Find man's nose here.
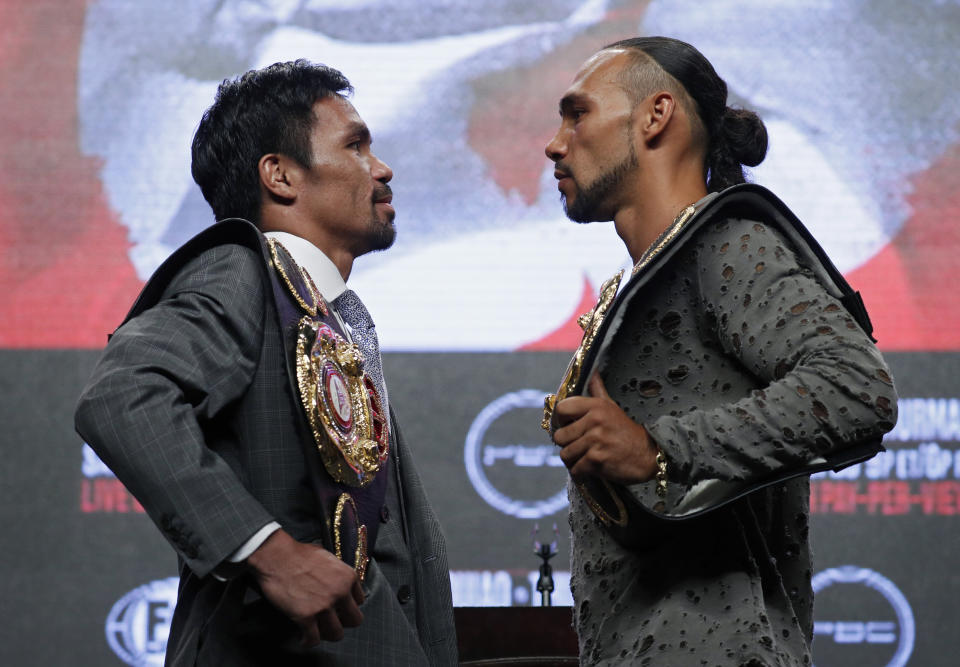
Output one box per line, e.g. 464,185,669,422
545,127,567,162
372,154,393,183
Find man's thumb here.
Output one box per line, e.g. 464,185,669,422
587,373,610,399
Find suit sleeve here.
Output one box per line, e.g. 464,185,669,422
645,218,898,487
75,243,276,578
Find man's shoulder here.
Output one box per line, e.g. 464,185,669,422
170,240,265,291
687,207,794,266
124,220,269,324
162,219,266,279
686,184,829,264
698,212,775,243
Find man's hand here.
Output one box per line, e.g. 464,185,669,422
552,374,658,485
245,529,364,646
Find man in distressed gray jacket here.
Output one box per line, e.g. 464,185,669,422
544,37,897,666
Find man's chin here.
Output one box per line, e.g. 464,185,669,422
563,201,608,224
367,222,397,253
561,193,603,223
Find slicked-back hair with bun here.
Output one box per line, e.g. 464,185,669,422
191,60,353,224
605,36,767,192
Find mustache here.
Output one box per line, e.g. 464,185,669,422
373,184,393,202
553,161,573,178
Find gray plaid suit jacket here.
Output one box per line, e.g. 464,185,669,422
75,227,457,666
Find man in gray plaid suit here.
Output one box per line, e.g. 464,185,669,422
75,61,457,666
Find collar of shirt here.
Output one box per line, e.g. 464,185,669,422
262,230,352,338
262,231,347,302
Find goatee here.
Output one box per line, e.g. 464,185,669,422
563,143,638,223
367,183,396,251
367,218,396,252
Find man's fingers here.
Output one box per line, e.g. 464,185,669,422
293,576,362,646
553,397,605,438
553,417,584,447
558,436,588,470
298,618,325,647
314,608,346,643
351,577,365,606
587,373,610,399
554,375,612,424
568,455,596,481
553,395,595,421
335,592,364,629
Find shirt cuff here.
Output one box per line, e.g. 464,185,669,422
228,522,282,562
211,521,281,581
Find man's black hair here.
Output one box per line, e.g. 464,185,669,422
191,60,353,223
605,37,767,192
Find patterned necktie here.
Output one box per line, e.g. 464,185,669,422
333,289,389,417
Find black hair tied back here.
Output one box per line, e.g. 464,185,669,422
706,106,768,192
605,36,770,193
720,107,767,168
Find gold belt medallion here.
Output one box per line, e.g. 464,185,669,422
541,269,623,431
296,318,389,487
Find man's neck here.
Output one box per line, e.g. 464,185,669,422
259,211,355,282
613,173,707,264
261,230,350,301
318,244,355,283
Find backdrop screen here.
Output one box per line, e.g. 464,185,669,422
2,1,959,666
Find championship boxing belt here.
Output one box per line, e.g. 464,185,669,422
264,235,390,581
542,183,884,550
119,220,388,579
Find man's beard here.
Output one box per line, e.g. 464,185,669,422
365,214,396,252
562,142,638,223
365,183,396,252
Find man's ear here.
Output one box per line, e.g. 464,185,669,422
638,91,676,145
258,153,299,202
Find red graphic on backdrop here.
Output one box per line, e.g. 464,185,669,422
0,1,141,349
522,277,598,351
811,480,960,516
81,479,145,514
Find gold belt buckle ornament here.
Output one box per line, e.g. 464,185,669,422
541,269,624,431
333,493,369,581
296,318,389,487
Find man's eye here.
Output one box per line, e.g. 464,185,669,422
349,141,362,151
572,109,586,121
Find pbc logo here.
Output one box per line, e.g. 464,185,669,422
464,390,568,519
812,566,914,667
105,577,178,666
